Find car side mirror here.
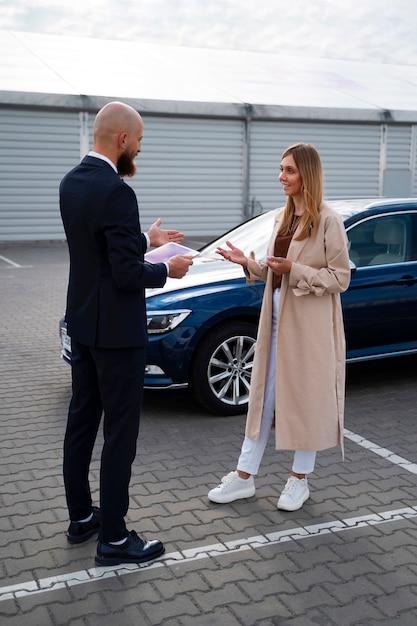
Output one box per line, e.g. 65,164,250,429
349,258,357,274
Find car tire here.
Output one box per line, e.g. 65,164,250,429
191,321,257,416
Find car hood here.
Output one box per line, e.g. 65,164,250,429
145,198,367,303
146,255,246,300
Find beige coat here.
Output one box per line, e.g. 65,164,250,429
244,204,351,453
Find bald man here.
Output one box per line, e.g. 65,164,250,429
60,101,192,566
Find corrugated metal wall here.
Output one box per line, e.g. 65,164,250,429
0,106,416,241
248,121,382,215
383,124,417,197
81,113,246,235
0,109,246,240
0,108,80,240
128,116,245,236
413,126,417,196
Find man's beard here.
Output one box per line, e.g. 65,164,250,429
117,151,137,178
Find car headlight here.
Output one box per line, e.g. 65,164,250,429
146,309,191,334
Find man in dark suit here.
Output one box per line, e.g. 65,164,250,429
60,101,193,566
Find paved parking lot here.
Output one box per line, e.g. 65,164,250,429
1,241,417,626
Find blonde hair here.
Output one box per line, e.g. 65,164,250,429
278,142,323,240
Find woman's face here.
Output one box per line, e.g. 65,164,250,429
279,154,303,198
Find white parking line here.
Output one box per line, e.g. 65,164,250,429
0,254,22,268
1,505,417,603
344,428,417,474
1,428,416,603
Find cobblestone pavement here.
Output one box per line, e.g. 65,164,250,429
1,241,417,626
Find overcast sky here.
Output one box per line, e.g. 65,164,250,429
0,0,416,66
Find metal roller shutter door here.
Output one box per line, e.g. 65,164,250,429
125,116,246,238
0,108,80,241
248,121,382,215
383,124,416,196
413,126,417,197
1,111,245,241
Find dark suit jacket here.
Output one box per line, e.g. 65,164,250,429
60,155,167,348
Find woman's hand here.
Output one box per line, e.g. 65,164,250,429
266,256,292,275
216,240,247,268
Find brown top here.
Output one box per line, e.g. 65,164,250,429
272,215,301,289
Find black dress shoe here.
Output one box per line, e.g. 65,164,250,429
67,507,101,544
95,530,165,566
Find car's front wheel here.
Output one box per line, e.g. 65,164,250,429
191,321,257,416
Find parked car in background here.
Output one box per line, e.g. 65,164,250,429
60,198,417,416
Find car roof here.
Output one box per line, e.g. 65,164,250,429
200,197,417,256
327,197,417,220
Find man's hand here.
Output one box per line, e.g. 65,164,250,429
167,254,193,279
148,218,184,248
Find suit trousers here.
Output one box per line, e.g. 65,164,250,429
63,339,145,542
237,288,317,476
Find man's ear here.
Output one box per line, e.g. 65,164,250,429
118,132,128,148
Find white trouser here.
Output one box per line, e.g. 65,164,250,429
237,288,316,476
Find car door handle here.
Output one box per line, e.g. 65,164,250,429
395,275,417,286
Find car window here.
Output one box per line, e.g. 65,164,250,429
347,214,414,267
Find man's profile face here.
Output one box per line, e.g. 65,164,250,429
117,119,143,178
117,149,137,178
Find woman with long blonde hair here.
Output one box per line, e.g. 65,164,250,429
208,143,351,511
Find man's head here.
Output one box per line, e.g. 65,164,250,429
93,101,144,177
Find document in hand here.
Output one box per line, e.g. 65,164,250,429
144,242,200,263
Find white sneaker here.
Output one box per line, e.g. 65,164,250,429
277,476,309,511
208,471,256,503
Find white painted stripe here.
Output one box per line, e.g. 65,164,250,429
1,428,416,603
344,428,417,474
0,254,22,268
1,505,417,603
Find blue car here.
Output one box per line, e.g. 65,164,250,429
60,198,417,416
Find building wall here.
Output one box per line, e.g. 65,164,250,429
0,105,416,241
382,124,416,197
0,108,79,240
131,116,245,236
249,121,383,216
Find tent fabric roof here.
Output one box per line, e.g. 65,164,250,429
1,30,417,121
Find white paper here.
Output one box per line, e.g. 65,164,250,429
144,242,199,263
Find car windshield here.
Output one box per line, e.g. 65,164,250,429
200,210,278,261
